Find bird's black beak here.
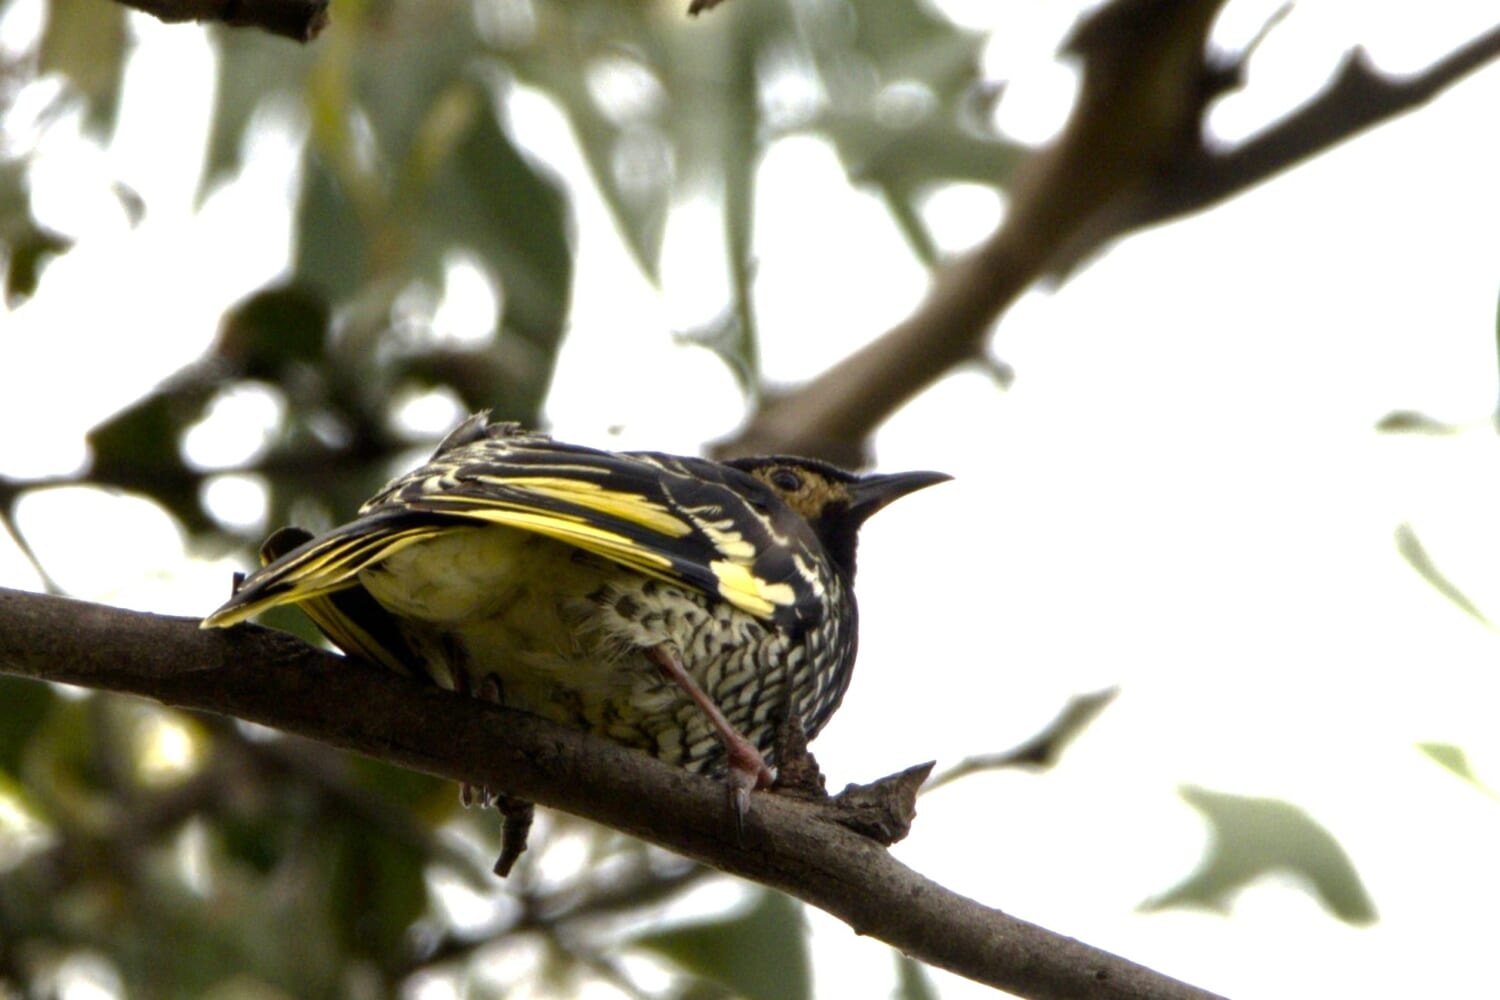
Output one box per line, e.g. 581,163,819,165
848,469,952,523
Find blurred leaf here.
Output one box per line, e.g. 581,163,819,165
86,392,214,534
397,347,519,413
220,808,290,876
268,0,573,426
213,283,333,376
349,754,449,813
1143,786,1376,925
0,677,56,775
410,87,572,422
291,152,371,303
4,221,72,305
21,694,113,823
1,158,73,305
803,0,1021,236
1394,522,1493,629
1375,410,1460,434
925,688,1118,791
666,2,770,391
509,5,675,278
39,0,128,133
1418,742,1498,798
635,889,811,1000
124,828,351,998
328,823,428,965
894,953,938,1000
202,25,319,197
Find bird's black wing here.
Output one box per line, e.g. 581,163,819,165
203,416,825,633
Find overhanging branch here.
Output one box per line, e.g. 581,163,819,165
714,3,1500,462
0,586,1225,1000
121,0,328,40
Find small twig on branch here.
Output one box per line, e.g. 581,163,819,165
119,0,329,41
713,1,1500,463
0,586,1227,1000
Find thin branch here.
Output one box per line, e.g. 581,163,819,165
1064,21,1500,264
0,586,1227,1000
713,3,1500,462
0,505,62,595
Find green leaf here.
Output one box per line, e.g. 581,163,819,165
409,88,573,422
1375,410,1460,434
327,822,429,966
290,150,372,303
1,156,73,305
924,688,1118,792
508,4,675,279
807,0,1021,207
0,677,56,776
1418,742,1498,798
4,220,72,305
668,2,771,391
213,284,333,376
635,889,811,1000
1394,522,1494,629
202,25,317,197
894,952,939,1000
86,393,215,534
1143,786,1376,925
39,0,128,133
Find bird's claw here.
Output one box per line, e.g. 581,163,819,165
725,741,776,842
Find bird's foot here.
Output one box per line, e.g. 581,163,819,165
456,673,537,877
724,736,776,841
459,673,508,808
644,644,777,840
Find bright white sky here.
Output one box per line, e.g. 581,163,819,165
3,2,1500,998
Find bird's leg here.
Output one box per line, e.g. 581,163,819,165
463,673,536,877
645,644,775,834
458,672,498,808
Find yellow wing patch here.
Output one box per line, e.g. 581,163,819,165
200,528,447,628
454,501,790,622
710,560,796,619
477,476,692,538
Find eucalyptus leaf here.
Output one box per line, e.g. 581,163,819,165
1418,742,1498,798
1394,522,1494,629
1143,786,1376,925
39,0,128,133
634,889,811,1000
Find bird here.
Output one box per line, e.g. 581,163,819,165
202,412,949,846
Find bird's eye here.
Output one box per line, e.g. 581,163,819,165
769,468,803,492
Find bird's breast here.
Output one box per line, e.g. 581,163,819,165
355,524,856,771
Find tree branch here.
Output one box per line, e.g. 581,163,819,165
118,0,328,41
0,587,1226,1000
714,2,1500,462
1055,20,1500,270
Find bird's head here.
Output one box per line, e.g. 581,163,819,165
725,456,951,578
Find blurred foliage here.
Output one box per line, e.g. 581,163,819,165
0,0,1447,995
0,0,1023,995
634,889,810,1000
1418,742,1498,799
1393,522,1495,630
1142,786,1377,926
895,953,940,1000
